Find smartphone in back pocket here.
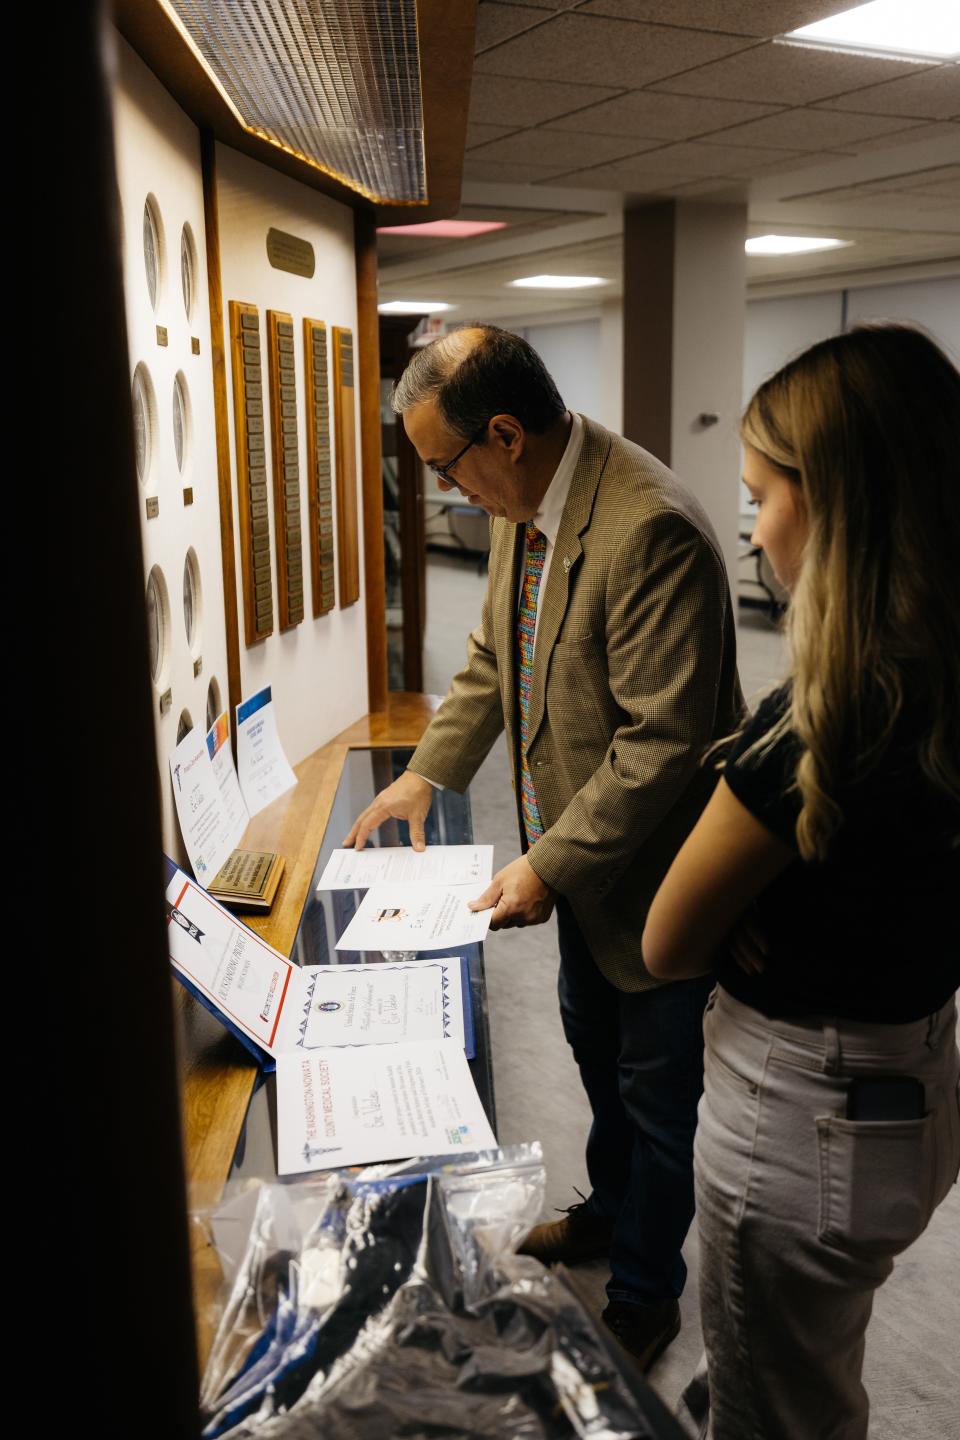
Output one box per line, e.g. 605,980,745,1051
847,1076,925,1121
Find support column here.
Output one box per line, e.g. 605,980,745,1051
623,201,746,583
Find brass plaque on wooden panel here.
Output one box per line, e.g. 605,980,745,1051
229,300,273,645
266,227,316,278
156,325,168,347
267,310,304,632
146,496,160,519
303,317,336,617
333,326,360,608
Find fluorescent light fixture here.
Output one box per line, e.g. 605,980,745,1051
377,300,453,315
377,220,508,238
509,274,608,289
783,0,959,61
746,235,852,256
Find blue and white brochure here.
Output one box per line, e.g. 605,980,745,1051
235,685,297,817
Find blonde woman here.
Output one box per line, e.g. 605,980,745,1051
642,324,960,1440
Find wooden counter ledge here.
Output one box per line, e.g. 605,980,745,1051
177,692,441,1360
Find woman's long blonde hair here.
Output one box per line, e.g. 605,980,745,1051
740,323,960,862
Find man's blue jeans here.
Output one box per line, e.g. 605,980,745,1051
556,898,712,1305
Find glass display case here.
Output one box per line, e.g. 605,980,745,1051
230,746,496,1179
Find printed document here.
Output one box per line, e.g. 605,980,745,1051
335,883,492,953
317,844,493,891
276,1039,496,1174
236,685,297,816
169,728,245,883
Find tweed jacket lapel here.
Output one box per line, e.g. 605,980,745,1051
524,417,612,752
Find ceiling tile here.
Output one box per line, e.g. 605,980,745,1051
463,157,578,184
543,163,690,192
648,42,934,106
467,129,663,166
469,72,620,128
473,13,756,88
466,122,521,148
698,107,925,151
476,3,552,52
850,121,960,151
543,90,783,139
560,139,826,179
813,65,960,121
580,2,850,37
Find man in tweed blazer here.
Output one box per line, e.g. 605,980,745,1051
346,327,742,1367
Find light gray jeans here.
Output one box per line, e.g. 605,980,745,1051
678,986,960,1440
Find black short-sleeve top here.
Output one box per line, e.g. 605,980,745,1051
718,685,960,1023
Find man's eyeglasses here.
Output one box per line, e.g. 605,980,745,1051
428,422,488,485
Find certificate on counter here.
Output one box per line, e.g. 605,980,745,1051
206,710,249,838
276,1039,496,1174
299,959,472,1054
164,862,299,1063
169,728,245,883
334,883,492,953
317,844,494,891
236,686,297,817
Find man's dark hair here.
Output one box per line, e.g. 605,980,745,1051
392,324,566,438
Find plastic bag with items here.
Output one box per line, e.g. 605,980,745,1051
196,1143,686,1439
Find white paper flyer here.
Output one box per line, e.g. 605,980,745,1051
235,685,297,817
317,844,494,891
276,1039,496,1174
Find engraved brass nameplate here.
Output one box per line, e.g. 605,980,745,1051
191,337,200,355
146,496,160,519
156,325,168,347
182,487,194,506
266,228,316,278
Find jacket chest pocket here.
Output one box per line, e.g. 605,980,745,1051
548,636,613,741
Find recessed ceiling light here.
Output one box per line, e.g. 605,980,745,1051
782,0,959,61
508,274,608,289
377,300,453,315
377,220,508,238
746,235,853,256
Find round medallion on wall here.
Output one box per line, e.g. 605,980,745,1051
180,223,197,324
183,547,203,655
206,677,222,732
173,371,191,474
145,564,172,690
132,363,158,486
142,194,165,312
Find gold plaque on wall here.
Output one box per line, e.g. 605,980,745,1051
267,310,304,631
303,318,335,616
333,326,360,608
229,301,274,646
266,228,316,278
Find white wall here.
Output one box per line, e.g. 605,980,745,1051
846,277,960,364
524,319,602,421
742,275,960,514
216,145,368,765
114,39,229,866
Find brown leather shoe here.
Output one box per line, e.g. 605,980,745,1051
517,1201,613,1265
601,1298,681,1372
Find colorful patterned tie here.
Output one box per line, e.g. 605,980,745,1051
517,522,546,843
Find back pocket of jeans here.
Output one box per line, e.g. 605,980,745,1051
816,1114,934,1257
